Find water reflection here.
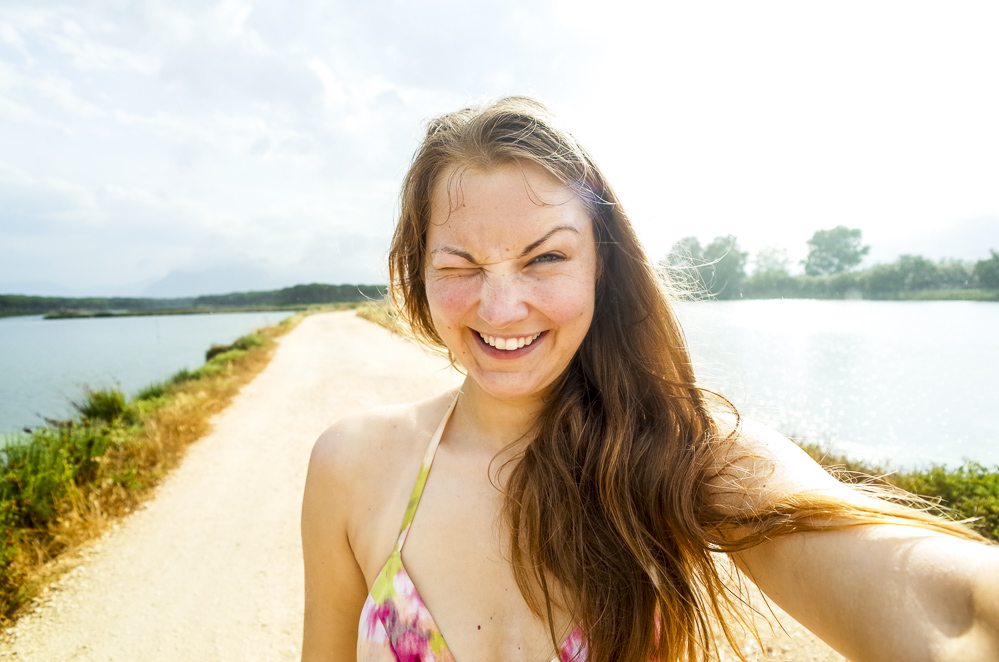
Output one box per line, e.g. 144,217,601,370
675,300,999,468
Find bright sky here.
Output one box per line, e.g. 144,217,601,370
2,0,997,296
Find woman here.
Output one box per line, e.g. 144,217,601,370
301,97,999,661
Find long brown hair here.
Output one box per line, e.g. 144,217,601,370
388,97,983,661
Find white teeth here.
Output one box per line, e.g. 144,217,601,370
478,331,542,351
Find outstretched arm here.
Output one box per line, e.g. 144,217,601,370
722,419,999,661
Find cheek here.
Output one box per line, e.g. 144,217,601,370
533,275,596,326
426,277,479,327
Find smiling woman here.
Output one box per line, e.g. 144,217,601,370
300,97,999,662
424,161,597,404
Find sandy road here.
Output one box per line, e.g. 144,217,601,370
0,311,841,661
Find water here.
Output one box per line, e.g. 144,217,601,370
2,302,997,468
675,300,999,469
0,311,292,434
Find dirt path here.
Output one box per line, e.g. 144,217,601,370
0,311,843,661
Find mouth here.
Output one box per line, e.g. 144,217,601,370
472,329,546,358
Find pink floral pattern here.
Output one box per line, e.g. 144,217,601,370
355,396,588,661
357,551,454,661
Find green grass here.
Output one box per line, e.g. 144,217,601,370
892,288,999,302
0,316,302,624
798,442,999,540
72,388,132,424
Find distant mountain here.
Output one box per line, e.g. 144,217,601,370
140,264,278,298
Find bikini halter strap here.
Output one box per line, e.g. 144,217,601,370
395,393,459,549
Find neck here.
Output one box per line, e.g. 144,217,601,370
451,377,545,455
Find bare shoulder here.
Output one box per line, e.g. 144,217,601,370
307,390,459,502
300,390,459,661
706,411,851,514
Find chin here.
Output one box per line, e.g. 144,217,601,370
468,372,558,404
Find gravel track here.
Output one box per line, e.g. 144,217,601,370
0,312,842,661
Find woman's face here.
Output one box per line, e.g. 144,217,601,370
424,160,598,404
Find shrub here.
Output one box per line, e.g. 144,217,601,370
135,382,167,402
799,443,999,540
205,344,230,361
73,388,130,423
0,499,18,567
207,349,247,365
232,333,263,351
168,368,198,385
205,333,262,361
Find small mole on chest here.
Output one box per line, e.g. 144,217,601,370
477,625,481,630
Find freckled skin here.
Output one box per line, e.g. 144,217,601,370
424,162,598,405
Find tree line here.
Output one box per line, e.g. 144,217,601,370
665,226,999,300
0,283,385,317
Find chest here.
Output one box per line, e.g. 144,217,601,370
363,447,572,661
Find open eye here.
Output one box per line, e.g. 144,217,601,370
530,252,565,266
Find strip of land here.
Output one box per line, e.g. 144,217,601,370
0,311,842,661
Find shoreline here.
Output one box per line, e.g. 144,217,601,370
0,313,303,624
0,301,362,320
0,311,847,660
41,305,305,319
1,310,994,659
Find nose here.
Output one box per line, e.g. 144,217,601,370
477,272,530,330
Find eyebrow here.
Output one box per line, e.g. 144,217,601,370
431,225,580,264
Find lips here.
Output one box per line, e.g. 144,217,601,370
477,331,542,351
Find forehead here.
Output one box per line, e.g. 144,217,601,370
427,161,593,249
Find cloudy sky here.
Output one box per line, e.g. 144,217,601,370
1,0,997,297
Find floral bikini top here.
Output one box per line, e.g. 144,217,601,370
356,396,588,662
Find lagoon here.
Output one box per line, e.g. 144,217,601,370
0,311,292,435
1,301,996,467
675,300,999,468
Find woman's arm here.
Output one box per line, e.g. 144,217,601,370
301,419,371,661
723,419,999,661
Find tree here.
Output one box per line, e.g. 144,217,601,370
701,235,748,299
752,246,791,276
663,236,706,292
803,226,870,276
746,246,796,297
665,236,704,265
935,259,973,289
973,250,999,289
895,255,940,291
860,263,906,296
663,236,747,298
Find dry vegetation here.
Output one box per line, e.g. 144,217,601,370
0,314,302,625
354,297,405,335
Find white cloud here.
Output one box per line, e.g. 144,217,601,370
1,0,997,296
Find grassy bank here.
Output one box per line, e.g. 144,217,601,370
798,443,999,540
891,288,999,302
0,314,302,625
